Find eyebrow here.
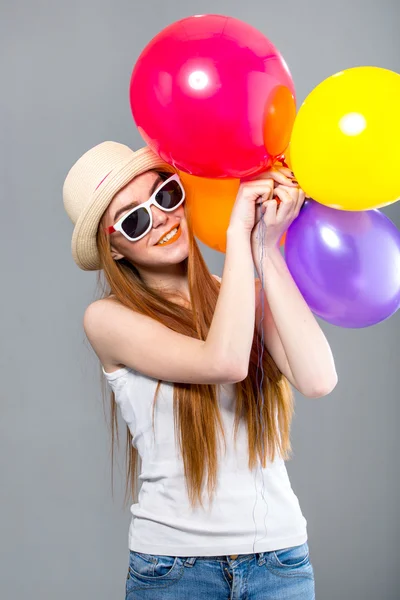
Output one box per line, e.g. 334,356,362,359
113,175,163,222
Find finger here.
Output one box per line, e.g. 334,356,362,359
274,165,294,178
256,190,275,212
274,184,299,203
295,189,306,216
242,179,275,202
262,198,278,224
247,168,296,187
270,169,297,186
244,178,275,190
269,195,292,223
255,200,267,222
272,165,298,184
273,186,298,222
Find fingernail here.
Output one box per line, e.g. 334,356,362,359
291,179,298,184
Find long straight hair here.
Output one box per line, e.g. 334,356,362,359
95,171,294,510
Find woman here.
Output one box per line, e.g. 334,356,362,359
63,141,337,599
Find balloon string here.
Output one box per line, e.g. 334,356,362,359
251,208,269,554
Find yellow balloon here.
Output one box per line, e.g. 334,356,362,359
290,66,400,210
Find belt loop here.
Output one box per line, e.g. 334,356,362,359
183,556,197,567
257,552,267,566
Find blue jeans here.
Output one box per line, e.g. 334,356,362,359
125,541,315,599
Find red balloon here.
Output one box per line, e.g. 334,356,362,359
130,14,296,179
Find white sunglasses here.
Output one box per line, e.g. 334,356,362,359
104,173,185,242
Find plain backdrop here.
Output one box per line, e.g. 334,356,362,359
1,0,399,598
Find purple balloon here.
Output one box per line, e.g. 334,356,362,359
285,200,400,328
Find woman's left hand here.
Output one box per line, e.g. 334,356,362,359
250,166,306,253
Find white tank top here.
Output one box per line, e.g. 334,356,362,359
102,364,308,556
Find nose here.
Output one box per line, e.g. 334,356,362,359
150,204,168,227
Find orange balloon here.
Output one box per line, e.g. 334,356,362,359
179,171,287,253
179,171,240,253
263,86,296,158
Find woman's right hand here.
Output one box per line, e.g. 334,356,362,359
228,165,297,235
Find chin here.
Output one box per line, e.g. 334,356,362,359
159,245,189,261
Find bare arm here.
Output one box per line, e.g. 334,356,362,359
206,227,256,380
254,247,338,398
84,299,240,384
83,230,255,385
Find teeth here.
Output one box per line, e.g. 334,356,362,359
157,226,178,245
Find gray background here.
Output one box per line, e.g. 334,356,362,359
1,0,399,598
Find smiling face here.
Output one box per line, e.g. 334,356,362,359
100,170,189,273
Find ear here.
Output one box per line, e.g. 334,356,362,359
110,245,124,261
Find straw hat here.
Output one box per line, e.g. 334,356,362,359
63,141,176,270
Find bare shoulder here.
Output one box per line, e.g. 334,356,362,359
83,296,119,327
83,297,134,372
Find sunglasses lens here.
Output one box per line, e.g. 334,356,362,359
121,207,150,239
155,179,183,209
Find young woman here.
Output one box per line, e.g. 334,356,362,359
63,141,337,599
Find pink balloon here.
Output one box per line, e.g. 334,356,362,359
130,14,296,179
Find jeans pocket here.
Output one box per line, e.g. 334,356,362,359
128,550,181,581
271,542,310,569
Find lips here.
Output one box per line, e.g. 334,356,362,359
155,223,180,245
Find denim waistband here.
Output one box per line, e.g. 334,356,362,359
183,552,267,566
